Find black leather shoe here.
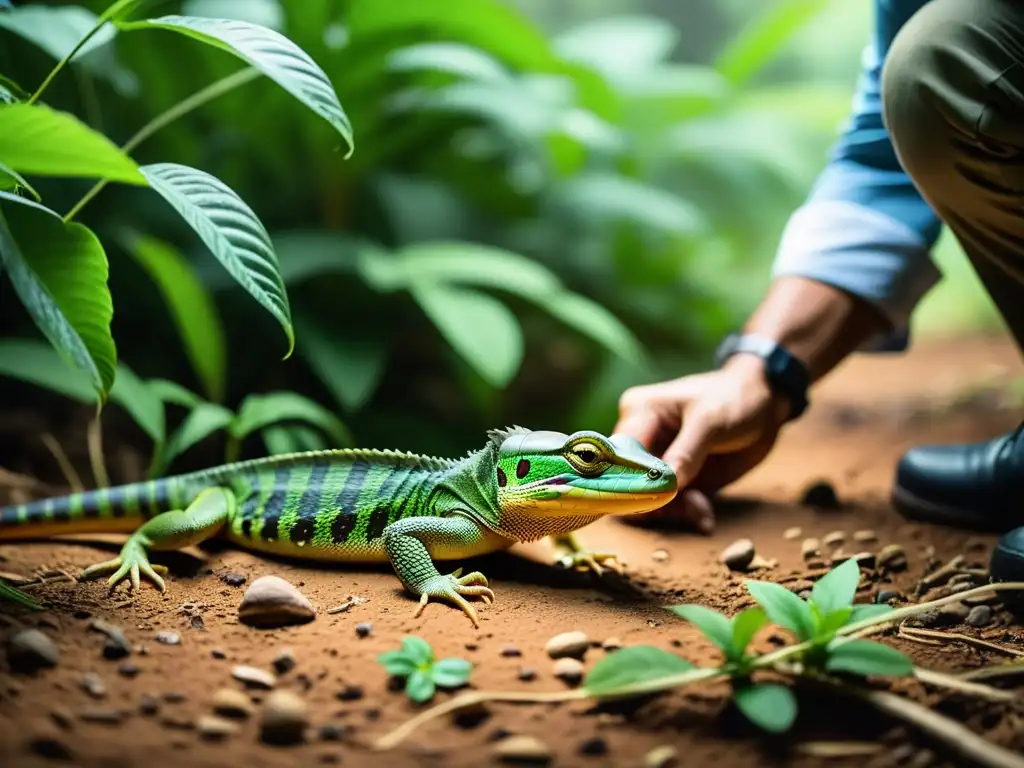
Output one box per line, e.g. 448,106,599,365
891,423,1024,531
990,527,1024,614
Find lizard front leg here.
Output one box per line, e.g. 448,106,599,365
80,487,232,593
382,515,497,628
549,532,624,576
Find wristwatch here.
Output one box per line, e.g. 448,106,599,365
714,332,810,421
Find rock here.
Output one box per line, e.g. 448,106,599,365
198,714,239,740
336,684,363,701
783,526,802,540
213,688,254,718
850,551,876,568
966,605,993,628
492,734,552,764
721,538,755,571
878,544,908,571
232,665,277,690
876,589,901,605
517,667,537,682
259,690,309,745
211,648,227,660
219,572,247,587
355,622,372,638
318,723,349,741
545,631,590,659
822,531,845,547
90,620,131,660
238,576,316,628
801,480,840,509
921,602,970,627
7,629,59,673
163,691,187,703
78,709,126,724
118,662,140,678
601,637,622,651
801,538,821,560
139,693,159,716
155,630,180,645
80,673,106,698
272,649,296,675
553,657,584,685
50,708,73,730
578,736,608,755
651,549,669,562
645,745,679,768
853,530,878,543
501,647,522,657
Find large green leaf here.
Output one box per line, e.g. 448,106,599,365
122,232,226,402
715,0,831,87
117,14,353,155
0,103,146,184
109,363,164,444
0,337,96,402
138,163,293,357
231,391,352,447
386,42,510,83
535,292,646,367
411,284,523,388
0,193,116,400
294,311,386,413
161,401,235,470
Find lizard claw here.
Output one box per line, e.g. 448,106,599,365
556,550,625,576
79,540,168,594
412,570,495,628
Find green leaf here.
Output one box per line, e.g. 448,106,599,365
584,645,694,697
810,558,861,615
814,607,853,640
0,103,146,184
731,607,769,658
431,658,473,688
733,683,797,733
534,292,646,367
400,635,434,667
162,402,234,468
293,311,386,412
122,232,226,402
230,391,352,447
0,337,96,402
109,364,165,444
0,193,116,400
118,15,353,155
148,378,203,408
262,423,328,456
0,161,39,200
0,579,43,611
405,669,435,703
377,650,417,678
387,42,510,83
715,0,830,87
824,639,914,678
553,14,678,80
667,604,733,655
849,603,895,624
745,580,816,641
138,163,293,357
411,284,523,388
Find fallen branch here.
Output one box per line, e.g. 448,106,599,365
959,660,1024,682
913,667,1016,702
794,741,881,758
900,627,1024,658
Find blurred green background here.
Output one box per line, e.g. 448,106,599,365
0,0,1002,479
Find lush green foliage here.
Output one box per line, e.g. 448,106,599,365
584,558,914,735
0,0,850,467
378,634,474,703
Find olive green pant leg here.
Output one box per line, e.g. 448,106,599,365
882,0,1024,348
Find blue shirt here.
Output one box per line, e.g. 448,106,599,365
771,0,938,351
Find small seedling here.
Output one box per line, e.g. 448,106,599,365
377,635,474,703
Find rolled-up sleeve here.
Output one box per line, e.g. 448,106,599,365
771,0,943,351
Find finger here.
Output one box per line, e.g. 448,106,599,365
661,411,720,486
612,410,664,451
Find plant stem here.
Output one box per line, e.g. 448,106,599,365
86,414,110,488
28,19,110,105
63,66,263,222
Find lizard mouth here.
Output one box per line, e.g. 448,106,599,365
505,474,678,515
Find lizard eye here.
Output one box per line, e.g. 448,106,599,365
569,443,601,465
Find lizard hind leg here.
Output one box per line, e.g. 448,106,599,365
550,532,625,576
79,486,233,594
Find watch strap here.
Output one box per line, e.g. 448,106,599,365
714,332,810,420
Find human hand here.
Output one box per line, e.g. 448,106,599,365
614,354,793,534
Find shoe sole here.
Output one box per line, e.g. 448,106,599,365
891,484,1020,533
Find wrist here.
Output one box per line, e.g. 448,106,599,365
715,333,810,422
722,353,794,421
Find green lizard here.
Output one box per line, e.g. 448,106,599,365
0,426,677,626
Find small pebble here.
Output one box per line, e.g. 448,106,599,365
155,630,180,646
517,667,537,682
876,589,901,605
80,673,106,699
651,549,669,563
601,637,621,651
645,745,679,768
783,527,802,540
801,538,821,559
877,544,908,571
117,662,140,678
853,529,877,543
492,734,552,764
7,629,59,673
232,664,277,689
219,572,247,587
553,657,584,685
578,736,608,755
501,647,522,657
163,691,187,703
103,635,131,660
336,684,363,701
211,649,226,660
272,649,296,675
213,688,255,718
355,623,372,638
260,690,309,745
966,605,993,628
239,576,316,628
721,538,755,571
318,723,349,741
823,531,845,547
197,714,239,740
50,708,74,730
78,709,126,724
139,693,159,716
545,631,590,659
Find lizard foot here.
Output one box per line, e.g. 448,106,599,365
556,550,625,576
79,540,168,593
412,567,495,628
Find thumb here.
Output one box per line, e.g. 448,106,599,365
661,411,719,487
613,410,665,453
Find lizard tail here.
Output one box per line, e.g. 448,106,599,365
0,477,192,541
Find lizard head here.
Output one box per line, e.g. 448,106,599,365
488,427,678,517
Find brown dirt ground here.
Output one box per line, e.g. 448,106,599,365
3,331,1024,768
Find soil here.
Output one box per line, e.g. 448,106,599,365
3,331,1024,768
